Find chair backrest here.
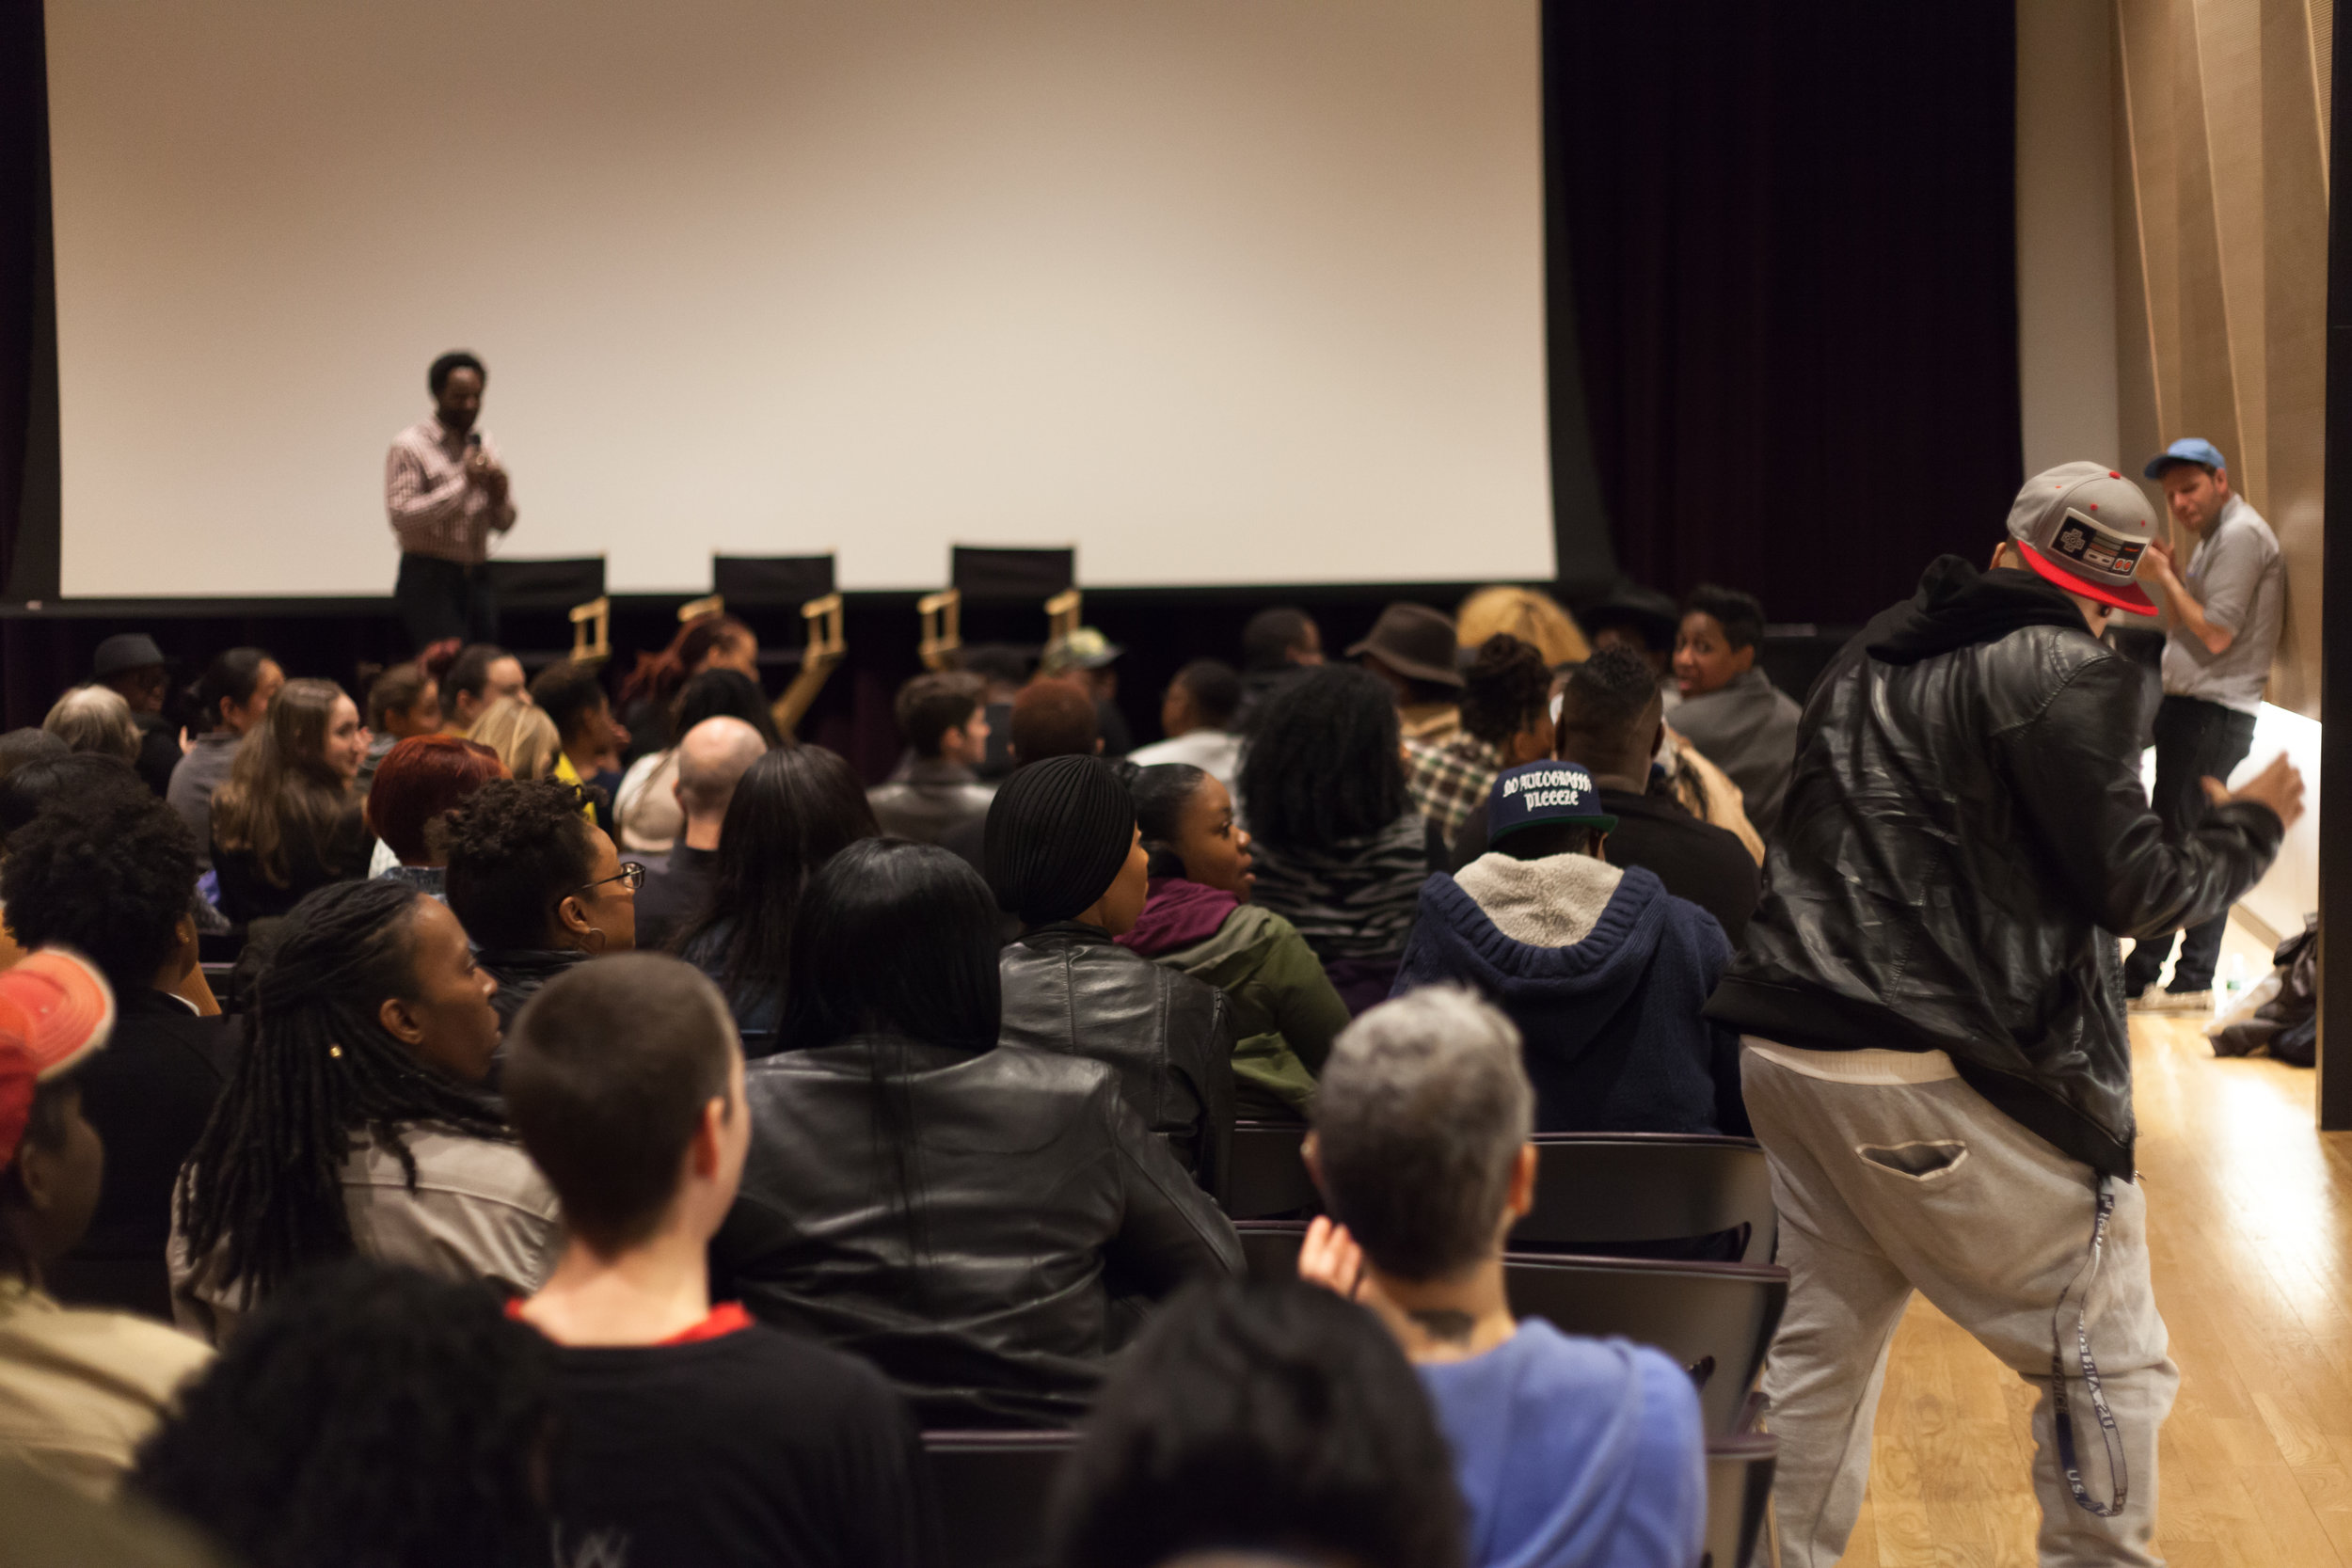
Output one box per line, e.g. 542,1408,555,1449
1224,1121,1323,1221
713,554,836,607
1234,1220,1308,1285
1513,1134,1777,1263
484,557,605,609
1502,1255,1787,1436
924,1430,1078,1568
1703,1433,1776,1568
951,546,1074,602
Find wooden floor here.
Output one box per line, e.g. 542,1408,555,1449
1832,986,2352,1565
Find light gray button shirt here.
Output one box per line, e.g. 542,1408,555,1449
2160,493,2283,714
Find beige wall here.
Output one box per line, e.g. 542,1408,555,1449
2111,0,2331,717
2019,3,2123,477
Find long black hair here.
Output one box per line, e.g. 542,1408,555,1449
673,744,879,1015
783,839,1003,1264
188,646,276,734
1236,663,1406,851
174,879,510,1304
1129,762,1210,880
133,1260,553,1568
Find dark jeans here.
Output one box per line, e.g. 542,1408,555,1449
2123,694,2258,995
394,553,500,652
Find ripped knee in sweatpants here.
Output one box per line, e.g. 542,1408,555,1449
1855,1140,1969,1180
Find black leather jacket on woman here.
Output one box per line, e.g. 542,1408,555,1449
713,1037,1243,1430
997,923,1236,1201
1706,561,2282,1178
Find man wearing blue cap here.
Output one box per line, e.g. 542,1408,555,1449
2125,438,2286,1013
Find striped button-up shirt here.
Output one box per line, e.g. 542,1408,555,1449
385,418,516,564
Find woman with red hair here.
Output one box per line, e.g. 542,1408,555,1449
363,736,508,899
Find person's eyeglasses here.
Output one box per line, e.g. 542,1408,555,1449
559,863,644,907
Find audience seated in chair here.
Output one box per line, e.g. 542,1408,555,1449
505,954,937,1568
1241,664,1441,1015
1120,763,1347,1120
1128,657,1244,785
1048,1276,1466,1568
1040,627,1134,757
441,779,638,1032
1351,601,1463,743
0,951,215,1497
1296,987,1707,1568
939,675,1103,872
362,736,506,899
1397,762,1748,1136
1233,605,1325,734
1404,634,1555,844
715,838,1240,1428
88,634,183,799
2,796,237,1319
866,671,997,845
207,679,373,925
1450,645,1761,944
437,642,527,736
635,716,766,953
613,610,759,770
530,658,629,814
1667,585,1802,838
41,686,141,769
675,745,878,1043
167,879,559,1342
167,648,283,867
133,1260,553,1568
991,755,1237,1195
358,660,442,796
953,643,1029,781
614,667,779,854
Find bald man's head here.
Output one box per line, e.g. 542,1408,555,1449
675,716,769,834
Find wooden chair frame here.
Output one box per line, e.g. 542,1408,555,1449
771,593,846,738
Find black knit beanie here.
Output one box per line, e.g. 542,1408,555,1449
984,754,1136,927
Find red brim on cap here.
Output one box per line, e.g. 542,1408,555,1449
2015,541,2159,616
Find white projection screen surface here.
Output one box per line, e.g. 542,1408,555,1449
44,1,1551,597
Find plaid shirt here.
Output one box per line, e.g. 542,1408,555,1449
1403,732,1503,843
386,417,516,563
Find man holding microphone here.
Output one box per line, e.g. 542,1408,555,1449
387,350,516,651
1707,463,2300,1565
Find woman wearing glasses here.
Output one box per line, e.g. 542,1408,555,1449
439,779,641,1037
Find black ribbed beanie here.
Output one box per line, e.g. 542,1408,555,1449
984,754,1136,927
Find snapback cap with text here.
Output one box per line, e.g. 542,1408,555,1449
1486,761,1619,845
2005,461,2160,616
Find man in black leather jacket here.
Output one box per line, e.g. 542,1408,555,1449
1706,463,2301,1566
989,755,1237,1200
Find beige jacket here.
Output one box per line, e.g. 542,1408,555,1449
169,1125,562,1344
0,1279,212,1497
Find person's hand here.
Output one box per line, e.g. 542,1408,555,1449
2139,540,2180,590
178,726,193,756
1296,1216,1366,1300
2204,752,2305,829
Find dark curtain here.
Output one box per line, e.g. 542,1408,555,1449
1547,2,2022,626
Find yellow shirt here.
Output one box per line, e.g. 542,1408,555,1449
0,1279,212,1497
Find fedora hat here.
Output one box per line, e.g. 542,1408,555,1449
1346,603,1462,689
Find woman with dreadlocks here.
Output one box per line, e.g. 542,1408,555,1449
167,878,560,1343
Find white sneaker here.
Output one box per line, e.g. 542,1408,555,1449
2147,990,2211,1015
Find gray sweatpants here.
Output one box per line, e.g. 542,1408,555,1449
1740,1041,2178,1567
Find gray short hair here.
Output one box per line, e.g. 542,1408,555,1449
1309,986,1533,1281
43,685,139,763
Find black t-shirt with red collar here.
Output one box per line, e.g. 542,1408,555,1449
516,1301,938,1568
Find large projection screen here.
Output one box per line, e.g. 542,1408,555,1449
45,1,1551,597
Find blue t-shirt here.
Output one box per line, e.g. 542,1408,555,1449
1417,1320,1705,1568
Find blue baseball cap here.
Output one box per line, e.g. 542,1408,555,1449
2143,438,2227,480
1486,762,1618,845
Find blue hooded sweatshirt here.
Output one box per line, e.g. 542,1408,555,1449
1419,1322,1706,1568
1392,858,1748,1135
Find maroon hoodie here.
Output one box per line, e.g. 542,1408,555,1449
1115,877,1240,958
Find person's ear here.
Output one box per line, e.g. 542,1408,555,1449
689,1096,727,1180
169,912,200,977
378,994,425,1047
1990,541,2016,573
1506,1143,1538,1220
1092,737,1104,754
1301,1131,1327,1202
554,894,592,943
13,1136,64,1216
1589,831,1609,864
1730,642,1756,674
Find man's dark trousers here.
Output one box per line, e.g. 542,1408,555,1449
395,553,500,653
2123,693,2258,996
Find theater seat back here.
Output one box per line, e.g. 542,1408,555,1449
923,1430,1078,1568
